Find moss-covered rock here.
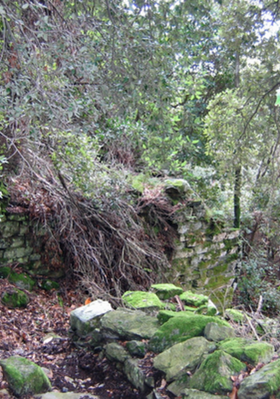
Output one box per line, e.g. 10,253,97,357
8,271,35,291
122,291,165,311
225,308,245,323
105,342,130,363
189,350,246,395
151,283,183,300
219,337,274,365
126,340,146,357
179,291,209,307
153,336,215,381
149,314,230,353
0,356,51,396
40,279,60,291
238,358,280,399
204,322,235,342
101,308,160,340
1,288,29,308
157,310,194,324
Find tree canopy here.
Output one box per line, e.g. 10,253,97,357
1,0,280,299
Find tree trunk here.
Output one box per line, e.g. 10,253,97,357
234,166,241,228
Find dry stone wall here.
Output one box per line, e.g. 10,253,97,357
0,185,239,296
167,200,239,294
0,209,64,277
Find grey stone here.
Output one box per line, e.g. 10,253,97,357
124,358,147,392
70,299,112,337
204,322,235,342
238,358,280,399
0,356,51,396
126,340,146,357
105,342,130,363
101,308,160,340
153,336,215,381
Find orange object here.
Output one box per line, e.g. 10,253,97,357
85,298,91,305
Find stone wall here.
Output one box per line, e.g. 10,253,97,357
0,187,239,295
166,199,239,296
0,209,64,277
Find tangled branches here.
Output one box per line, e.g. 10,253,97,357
8,172,172,306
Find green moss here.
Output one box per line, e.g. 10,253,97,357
122,291,165,310
40,279,60,291
149,314,230,353
157,310,194,324
151,283,183,300
0,356,51,396
219,338,274,365
8,272,35,291
1,288,29,308
179,291,209,307
189,350,246,395
0,266,11,279
225,309,245,323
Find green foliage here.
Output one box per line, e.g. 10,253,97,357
237,257,280,316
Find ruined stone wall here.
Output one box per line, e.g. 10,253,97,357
166,200,239,295
0,210,64,277
0,196,239,294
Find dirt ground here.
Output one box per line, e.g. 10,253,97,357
0,275,172,399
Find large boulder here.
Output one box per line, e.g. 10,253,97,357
219,337,274,365
101,308,160,340
204,322,235,342
149,314,230,353
1,288,29,308
238,358,280,399
153,336,215,381
0,356,51,396
189,350,246,395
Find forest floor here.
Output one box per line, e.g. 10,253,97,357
0,275,172,399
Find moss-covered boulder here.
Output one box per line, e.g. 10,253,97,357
1,288,29,308
204,322,235,342
0,356,51,396
8,271,35,291
153,336,215,381
149,314,230,353
151,283,183,300
225,308,245,323
101,308,160,340
179,291,209,307
40,279,60,291
122,291,164,311
189,350,246,395
157,310,194,324
219,337,274,365
238,358,280,399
